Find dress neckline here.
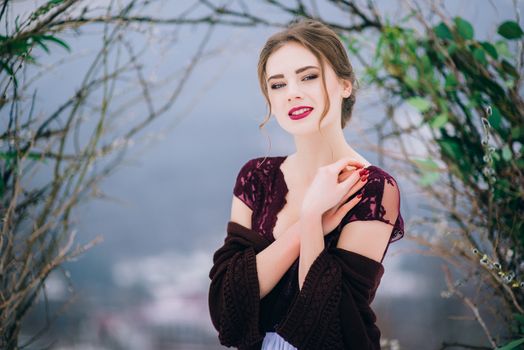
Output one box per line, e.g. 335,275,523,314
269,155,376,242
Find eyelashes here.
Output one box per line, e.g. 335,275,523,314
270,74,318,90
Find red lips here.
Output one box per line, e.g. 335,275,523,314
288,105,313,116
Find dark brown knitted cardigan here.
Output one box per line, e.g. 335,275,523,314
208,221,385,350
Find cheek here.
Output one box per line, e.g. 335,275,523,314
268,93,286,114
309,82,326,103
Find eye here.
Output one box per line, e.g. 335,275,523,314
270,74,318,90
304,74,318,81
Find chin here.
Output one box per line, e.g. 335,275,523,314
282,116,338,135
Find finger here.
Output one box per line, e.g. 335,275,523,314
341,180,366,204
339,171,367,201
340,168,362,189
338,168,353,182
338,164,365,183
330,156,365,173
332,173,358,211
334,194,363,222
337,187,362,212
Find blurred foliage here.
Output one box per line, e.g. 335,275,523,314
0,0,209,348
0,0,70,87
352,12,523,348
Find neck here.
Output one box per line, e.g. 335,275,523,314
289,121,359,183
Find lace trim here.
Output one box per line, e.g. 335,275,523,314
236,156,404,244
251,156,288,242
338,165,404,243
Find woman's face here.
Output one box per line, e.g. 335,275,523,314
265,41,351,135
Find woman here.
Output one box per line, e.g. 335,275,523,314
208,18,404,350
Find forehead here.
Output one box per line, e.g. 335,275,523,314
266,42,320,75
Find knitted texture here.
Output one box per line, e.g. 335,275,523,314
210,156,405,349
209,223,385,349
209,222,270,349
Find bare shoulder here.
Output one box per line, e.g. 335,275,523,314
231,195,252,229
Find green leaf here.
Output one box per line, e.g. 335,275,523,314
413,158,440,171
512,126,523,139
375,35,385,59
33,36,50,53
497,21,523,40
488,106,502,131
502,145,512,161
1,39,31,56
405,76,418,90
0,60,15,76
439,138,462,160
505,79,515,89
434,22,453,40
31,0,66,20
496,337,524,350
0,151,18,160
399,10,416,24
0,60,17,86
15,15,21,32
407,97,432,112
480,41,498,59
445,73,458,90
454,17,474,40
495,40,512,58
447,42,458,55
419,171,440,187
430,113,448,128
473,48,487,65
514,313,524,325
501,59,519,78
40,35,70,52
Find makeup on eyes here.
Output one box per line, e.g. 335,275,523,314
267,65,319,82
270,74,318,90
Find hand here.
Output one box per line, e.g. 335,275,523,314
301,156,367,219
321,165,369,235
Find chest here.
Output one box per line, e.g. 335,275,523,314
271,188,304,240
270,163,311,240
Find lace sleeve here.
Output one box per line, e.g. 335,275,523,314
340,168,405,243
233,158,259,211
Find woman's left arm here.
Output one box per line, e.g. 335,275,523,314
297,210,325,290
297,157,368,290
275,222,389,350
277,173,403,349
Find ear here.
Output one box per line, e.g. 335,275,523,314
340,78,352,97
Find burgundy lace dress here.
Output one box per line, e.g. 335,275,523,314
232,155,404,349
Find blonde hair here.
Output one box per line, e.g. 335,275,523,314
257,18,358,132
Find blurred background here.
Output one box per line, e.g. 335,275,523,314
1,1,523,349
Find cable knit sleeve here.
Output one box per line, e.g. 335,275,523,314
208,221,269,349
275,247,385,350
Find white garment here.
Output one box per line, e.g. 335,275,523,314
261,332,297,350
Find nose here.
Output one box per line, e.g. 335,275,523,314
286,81,303,101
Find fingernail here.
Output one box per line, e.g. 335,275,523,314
361,176,368,182
359,169,369,176
357,193,362,198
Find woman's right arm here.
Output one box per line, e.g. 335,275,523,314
256,222,300,299
231,196,300,299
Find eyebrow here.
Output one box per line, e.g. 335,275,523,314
267,65,319,82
